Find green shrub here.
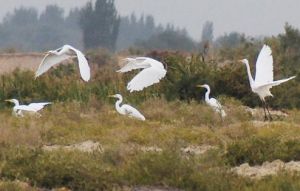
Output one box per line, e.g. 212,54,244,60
225,136,300,166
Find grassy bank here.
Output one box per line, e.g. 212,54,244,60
0,98,299,190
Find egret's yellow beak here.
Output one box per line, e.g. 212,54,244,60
108,95,115,98
196,85,205,88
5,99,12,102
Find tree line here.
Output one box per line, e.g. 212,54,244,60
1,0,294,58
0,0,202,52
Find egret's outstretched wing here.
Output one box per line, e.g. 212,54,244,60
35,52,70,78
127,66,167,92
117,57,167,92
123,104,145,121
259,76,296,89
69,46,91,82
254,44,273,85
28,102,52,111
117,57,150,73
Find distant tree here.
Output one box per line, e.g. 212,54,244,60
35,5,65,50
116,14,161,50
79,0,120,51
200,21,214,56
145,15,155,34
215,32,245,48
201,21,214,43
278,23,300,74
279,23,300,51
0,5,84,51
39,5,64,26
135,28,196,51
65,8,81,28
64,8,83,49
0,7,39,50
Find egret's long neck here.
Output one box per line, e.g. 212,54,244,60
244,61,254,87
13,100,19,106
11,100,19,116
204,87,210,102
115,96,123,114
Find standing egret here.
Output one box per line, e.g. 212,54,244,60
35,44,90,82
240,44,296,120
197,84,226,118
117,57,167,92
108,94,145,121
5,99,51,117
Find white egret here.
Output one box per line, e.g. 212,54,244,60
240,44,296,120
108,94,145,121
35,44,90,82
5,99,51,117
117,57,167,92
197,84,226,118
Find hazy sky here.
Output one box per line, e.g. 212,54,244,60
0,0,299,40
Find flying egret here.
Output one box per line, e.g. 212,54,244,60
240,44,296,120
197,84,226,118
117,57,167,92
5,99,51,117
108,94,145,121
35,44,90,82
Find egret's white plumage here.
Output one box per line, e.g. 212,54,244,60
35,44,90,82
117,57,167,92
240,44,296,120
109,94,145,121
5,99,51,117
197,84,226,118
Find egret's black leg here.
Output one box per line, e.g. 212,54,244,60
265,102,273,121
262,101,268,121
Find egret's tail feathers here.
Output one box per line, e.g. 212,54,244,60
220,109,226,118
34,72,40,79
135,111,146,121
139,115,146,121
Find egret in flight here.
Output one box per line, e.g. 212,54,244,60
240,44,296,120
117,57,167,92
108,94,145,121
5,99,51,117
197,84,226,118
35,45,90,82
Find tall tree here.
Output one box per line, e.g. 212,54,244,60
116,14,161,50
79,0,120,51
135,28,196,51
0,7,39,50
200,21,214,56
201,21,214,43
36,5,65,50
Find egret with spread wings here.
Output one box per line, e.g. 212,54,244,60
197,84,226,118
117,57,167,92
5,99,51,117
108,94,145,121
35,44,90,82
240,44,296,120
